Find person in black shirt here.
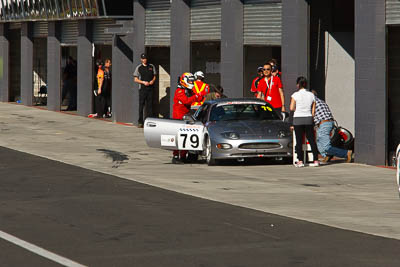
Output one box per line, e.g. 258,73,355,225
134,53,157,128
103,59,112,117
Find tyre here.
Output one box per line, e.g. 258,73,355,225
205,135,218,166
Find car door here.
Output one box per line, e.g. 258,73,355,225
144,117,204,151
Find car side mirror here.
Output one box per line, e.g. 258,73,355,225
183,114,196,124
281,112,290,122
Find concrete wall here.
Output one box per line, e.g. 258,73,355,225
281,0,309,106
324,32,355,134
0,23,9,102
354,0,386,165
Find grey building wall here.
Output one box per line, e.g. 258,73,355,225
221,0,243,98
133,0,146,125
170,0,190,115
354,0,386,165
324,32,355,134
77,20,93,116
112,32,134,123
281,0,309,106
21,22,33,106
47,22,62,111
0,23,9,102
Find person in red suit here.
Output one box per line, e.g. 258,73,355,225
172,72,208,164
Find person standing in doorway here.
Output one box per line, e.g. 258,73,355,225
103,59,112,118
257,63,285,113
89,60,105,118
134,53,157,128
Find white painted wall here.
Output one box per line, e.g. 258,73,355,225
324,32,355,134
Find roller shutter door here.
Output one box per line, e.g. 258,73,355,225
33,21,48,38
61,21,78,45
244,0,282,46
9,22,21,30
92,19,115,44
387,0,400,25
190,0,221,41
145,0,171,46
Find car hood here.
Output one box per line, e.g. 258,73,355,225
207,120,291,139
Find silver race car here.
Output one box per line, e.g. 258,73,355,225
144,98,293,165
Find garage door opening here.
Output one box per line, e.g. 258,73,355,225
61,46,77,112
191,41,221,91
33,38,47,107
145,46,170,119
93,44,112,118
388,26,400,165
9,28,21,102
244,46,281,98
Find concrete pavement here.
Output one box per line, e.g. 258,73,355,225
0,102,399,240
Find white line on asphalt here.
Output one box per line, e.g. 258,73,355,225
0,230,88,267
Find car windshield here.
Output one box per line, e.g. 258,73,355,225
209,103,280,121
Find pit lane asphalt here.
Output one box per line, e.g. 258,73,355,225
1,146,400,267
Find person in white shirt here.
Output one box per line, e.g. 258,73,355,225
290,76,319,167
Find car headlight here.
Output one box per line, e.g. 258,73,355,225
221,132,240,140
278,130,289,138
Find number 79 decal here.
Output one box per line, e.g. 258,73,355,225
177,127,204,151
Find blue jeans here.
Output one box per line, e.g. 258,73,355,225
317,121,348,158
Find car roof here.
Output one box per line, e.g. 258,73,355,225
205,98,268,105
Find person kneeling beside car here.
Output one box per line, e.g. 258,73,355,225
312,90,353,163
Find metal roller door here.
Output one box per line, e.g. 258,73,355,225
93,19,115,44
145,0,171,46
244,0,282,46
61,21,78,45
387,0,400,25
33,21,48,38
190,0,221,41
9,22,21,30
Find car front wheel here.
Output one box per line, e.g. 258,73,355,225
205,135,218,166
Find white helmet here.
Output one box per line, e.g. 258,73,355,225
194,71,205,80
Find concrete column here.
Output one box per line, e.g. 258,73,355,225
0,23,9,102
221,0,243,98
354,0,386,165
21,22,34,106
47,21,62,111
77,20,93,116
112,32,134,123
170,0,190,116
133,0,146,125
281,0,309,106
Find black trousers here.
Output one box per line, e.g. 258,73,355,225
138,88,153,124
95,93,107,117
294,124,319,162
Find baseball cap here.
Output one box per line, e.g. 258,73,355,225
257,66,263,72
140,53,147,59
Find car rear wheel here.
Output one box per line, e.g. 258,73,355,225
205,135,218,166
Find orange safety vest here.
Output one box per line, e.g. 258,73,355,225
191,81,207,107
